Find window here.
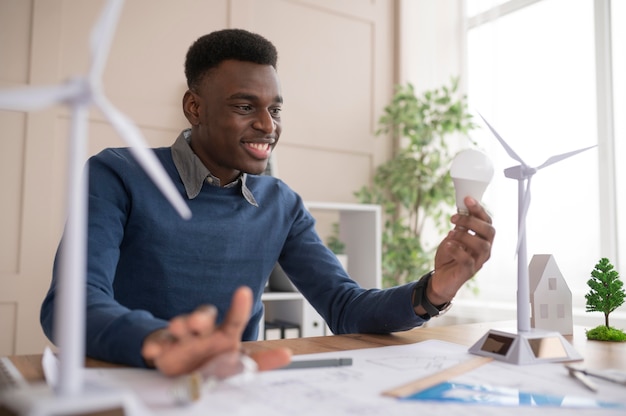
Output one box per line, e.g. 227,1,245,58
548,278,557,291
613,1,626,272
465,0,604,312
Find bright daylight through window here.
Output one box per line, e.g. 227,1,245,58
461,0,623,326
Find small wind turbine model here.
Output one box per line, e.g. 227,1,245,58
468,114,594,365
0,0,190,413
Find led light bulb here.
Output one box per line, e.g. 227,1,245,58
450,149,494,214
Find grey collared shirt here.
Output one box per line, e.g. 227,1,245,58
171,129,258,206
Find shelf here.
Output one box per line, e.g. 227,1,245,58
260,201,381,340
304,201,382,289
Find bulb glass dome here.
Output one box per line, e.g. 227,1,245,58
450,149,494,214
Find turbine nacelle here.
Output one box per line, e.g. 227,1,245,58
504,165,537,180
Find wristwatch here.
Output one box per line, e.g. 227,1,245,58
412,271,452,318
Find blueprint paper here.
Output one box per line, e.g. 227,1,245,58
82,339,626,415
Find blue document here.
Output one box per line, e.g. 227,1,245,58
403,381,626,409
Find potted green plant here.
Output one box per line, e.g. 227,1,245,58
355,78,477,288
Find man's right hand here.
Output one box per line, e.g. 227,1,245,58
141,286,292,376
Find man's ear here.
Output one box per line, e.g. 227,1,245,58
182,90,200,125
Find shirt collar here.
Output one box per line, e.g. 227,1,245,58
171,129,258,206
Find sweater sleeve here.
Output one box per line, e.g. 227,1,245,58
277,194,428,335
40,149,169,367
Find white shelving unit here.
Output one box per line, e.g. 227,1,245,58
259,202,381,340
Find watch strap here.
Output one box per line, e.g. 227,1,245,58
413,271,451,318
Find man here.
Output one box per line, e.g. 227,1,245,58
41,29,495,377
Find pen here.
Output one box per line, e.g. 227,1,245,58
565,365,626,386
567,366,598,392
279,358,353,370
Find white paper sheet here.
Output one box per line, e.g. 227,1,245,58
81,340,626,415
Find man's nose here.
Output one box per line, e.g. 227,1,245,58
253,110,276,133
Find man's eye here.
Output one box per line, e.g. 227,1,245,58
236,105,253,112
270,108,282,117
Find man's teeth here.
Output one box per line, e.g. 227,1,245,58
248,143,269,151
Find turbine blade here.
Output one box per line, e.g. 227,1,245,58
536,145,597,170
0,83,80,112
478,113,527,166
89,0,125,81
95,94,191,219
513,144,595,253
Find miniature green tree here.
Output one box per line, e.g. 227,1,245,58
585,257,626,341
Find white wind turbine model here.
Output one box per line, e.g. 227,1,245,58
0,0,190,413
469,114,594,365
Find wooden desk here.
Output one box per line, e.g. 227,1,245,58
8,321,626,383
244,321,626,370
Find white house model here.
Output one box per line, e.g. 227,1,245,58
529,254,573,335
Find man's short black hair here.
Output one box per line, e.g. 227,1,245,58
185,29,278,89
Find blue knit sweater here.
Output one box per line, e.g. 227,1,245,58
41,140,424,367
